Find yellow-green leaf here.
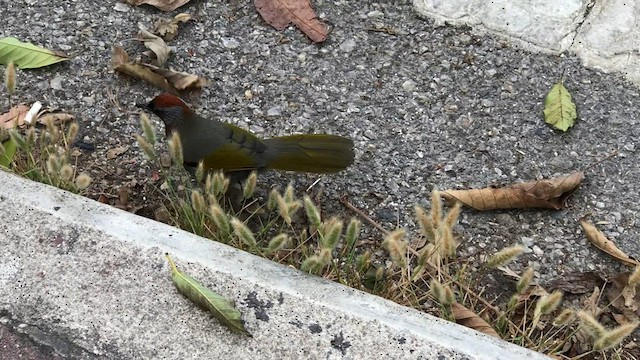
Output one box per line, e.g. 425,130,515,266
0,138,17,168
543,81,577,132
165,254,250,336
0,37,69,69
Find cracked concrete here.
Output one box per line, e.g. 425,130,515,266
414,0,640,85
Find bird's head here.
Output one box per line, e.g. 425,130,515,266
137,93,194,131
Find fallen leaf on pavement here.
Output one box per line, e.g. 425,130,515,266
153,13,192,41
165,254,251,336
547,271,606,295
126,0,190,12
0,37,69,69
451,302,500,338
112,45,177,94
107,146,129,160
580,219,639,268
544,81,577,132
607,272,640,323
138,23,171,67
141,63,210,90
441,172,584,210
0,104,29,129
254,0,328,43
36,108,75,126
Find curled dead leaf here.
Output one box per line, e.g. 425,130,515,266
138,23,171,67
254,0,328,43
441,172,584,210
0,104,29,129
106,146,129,160
580,219,638,267
36,111,75,126
451,303,500,338
153,13,192,41
126,0,190,12
112,45,177,94
141,63,210,90
607,272,640,323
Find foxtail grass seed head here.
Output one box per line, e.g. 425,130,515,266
507,294,519,310
211,171,229,196
319,247,333,265
5,61,16,95
139,112,156,145
267,188,279,211
190,190,206,213
136,135,156,160
443,285,456,305
303,196,322,228
356,251,371,273
415,205,436,242
418,243,436,266
195,161,205,183
344,218,361,251
430,279,446,304
577,311,606,339
242,171,257,199
593,322,639,351
382,229,407,268
287,200,302,219
534,291,563,320
25,127,35,145
430,190,442,229
628,265,640,288
375,267,385,281
47,154,60,175
74,173,92,190
60,164,74,181
442,225,456,257
552,308,575,327
230,217,256,247
486,245,524,268
284,183,295,203
168,132,183,166
320,217,343,250
209,204,230,234
301,255,324,273
9,130,26,149
517,267,534,294
65,122,79,143
444,201,461,229
267,233,289,253
276,193,291,224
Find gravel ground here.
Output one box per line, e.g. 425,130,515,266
2,0,639,319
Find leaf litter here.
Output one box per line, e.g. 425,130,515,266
254,0,329,43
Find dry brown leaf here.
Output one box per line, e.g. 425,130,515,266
126,0,190,12
153,13,192,41
254,0,328,43
441,172,584,210
607,273,640,321
0,104,29,129
580,219,639,267
106,146,129,160
36,112,75,126
141,63,210,90
547,271,606,295
138,24,171,67
112,45,178,94
451,303,500,338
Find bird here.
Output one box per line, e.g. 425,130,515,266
137,93,355,175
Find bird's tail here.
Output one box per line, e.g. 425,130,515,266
263,134,354,173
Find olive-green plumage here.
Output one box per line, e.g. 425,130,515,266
139,93,354,173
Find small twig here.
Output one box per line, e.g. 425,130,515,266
583,149,618,172
340,195,389,235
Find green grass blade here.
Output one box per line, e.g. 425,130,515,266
165,254,251,336
0,138,17,168
0,37,69,69
543,81,577,132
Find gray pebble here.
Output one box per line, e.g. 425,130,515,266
339,39,356,53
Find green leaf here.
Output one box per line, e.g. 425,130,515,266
165,254,251,336
0,138,17,168
0,37,69,69
543,81,577,132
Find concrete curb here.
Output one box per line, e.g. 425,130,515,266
0,171,549,359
